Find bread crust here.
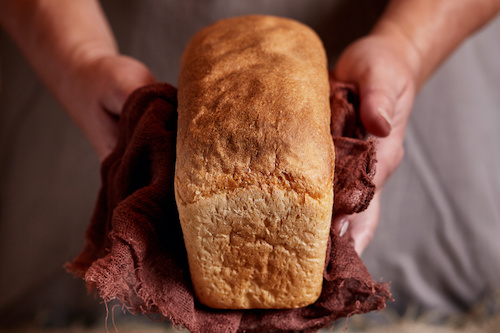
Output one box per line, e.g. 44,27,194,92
175,15,334,309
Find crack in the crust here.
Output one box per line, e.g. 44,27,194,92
177,169,323,206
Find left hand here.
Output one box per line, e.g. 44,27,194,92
332,29,419,255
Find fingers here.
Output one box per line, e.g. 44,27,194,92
331,35,418,254
332,130,404,255
333,111,405,255
333,192,382,256
349,192,381,255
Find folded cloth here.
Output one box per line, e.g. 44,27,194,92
66,75,390,333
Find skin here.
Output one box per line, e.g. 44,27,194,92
1,0,500,254
333,0,500,254
0,0,156,159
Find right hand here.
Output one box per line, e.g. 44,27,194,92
60,54,156,161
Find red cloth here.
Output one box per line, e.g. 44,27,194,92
66,76,390,333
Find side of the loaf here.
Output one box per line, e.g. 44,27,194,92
175,15,334,309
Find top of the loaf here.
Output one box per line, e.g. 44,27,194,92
175,15,334,204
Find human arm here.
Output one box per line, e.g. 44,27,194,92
0,0,155,160
333,0,500,254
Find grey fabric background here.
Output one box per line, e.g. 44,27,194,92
364,17,500,314
0,0,498,326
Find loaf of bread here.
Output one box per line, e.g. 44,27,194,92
174,15,334,309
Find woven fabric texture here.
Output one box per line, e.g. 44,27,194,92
66,77,390,333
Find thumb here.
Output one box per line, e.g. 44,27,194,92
358,77,398,138
100,56,156,116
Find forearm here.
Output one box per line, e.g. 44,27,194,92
0,0,117,101
373,0,500,88
0,0,155,160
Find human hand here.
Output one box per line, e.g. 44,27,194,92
0,1,156,161
332,28,420,255
59,54,155,161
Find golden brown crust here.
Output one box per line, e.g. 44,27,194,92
175,15,334,309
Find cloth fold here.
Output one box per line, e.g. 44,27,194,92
66,77,390,333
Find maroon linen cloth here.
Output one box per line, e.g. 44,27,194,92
66,76,390,333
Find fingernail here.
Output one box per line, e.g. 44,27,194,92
339,220,349,237
377,107,393,131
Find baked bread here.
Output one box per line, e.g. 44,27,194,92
174,15,334,309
